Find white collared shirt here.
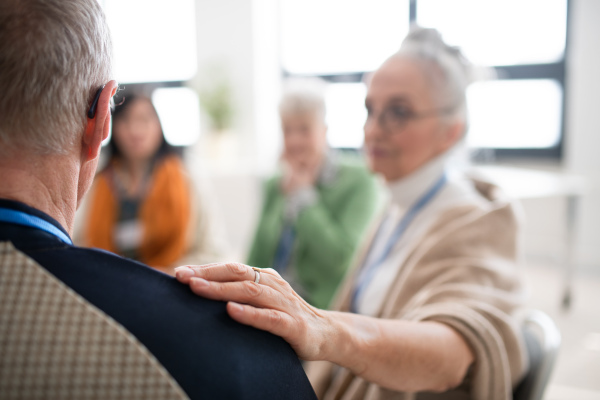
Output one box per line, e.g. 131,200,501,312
353,154,489,316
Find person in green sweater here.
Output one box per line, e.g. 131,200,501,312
247,84,380,309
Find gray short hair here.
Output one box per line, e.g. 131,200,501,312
0,0,113,155
279,79,327,123
393,26,477,132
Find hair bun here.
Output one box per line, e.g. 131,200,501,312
402,27,447,54
400,25,479,85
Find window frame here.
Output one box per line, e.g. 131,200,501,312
101,0,197,150
281,0,571,161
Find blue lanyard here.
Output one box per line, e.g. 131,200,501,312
0,207,73,245
272,224,296,272
350,173,447,313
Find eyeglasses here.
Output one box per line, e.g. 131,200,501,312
87,84,116,119
365,104,456,132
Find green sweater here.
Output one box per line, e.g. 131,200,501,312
247,157,380,309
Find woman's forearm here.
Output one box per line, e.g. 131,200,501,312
174,263,474,394
321,311,474,393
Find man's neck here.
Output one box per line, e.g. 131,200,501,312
0,153,79,235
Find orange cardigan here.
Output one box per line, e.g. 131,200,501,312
84,156,191,271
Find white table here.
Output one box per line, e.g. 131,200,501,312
469,165,587,310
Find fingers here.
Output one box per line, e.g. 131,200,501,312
247,267,291,293
227,302,294,340
174,262,253,284
189,277,288,311
258,267,281,278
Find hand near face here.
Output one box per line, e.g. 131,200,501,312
279,112,327,195
174,263,332,361
280,153,320,195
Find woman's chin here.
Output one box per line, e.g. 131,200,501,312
368,164,393,181
369,164,409,182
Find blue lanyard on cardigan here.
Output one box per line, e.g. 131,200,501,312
272,224,295,273
0,207,73,245
350,173,447,313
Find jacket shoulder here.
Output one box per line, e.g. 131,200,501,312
25,245,317,400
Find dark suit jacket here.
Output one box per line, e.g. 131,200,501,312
0,199,316,400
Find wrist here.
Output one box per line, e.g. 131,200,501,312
315,311,352,364
320,312,374,376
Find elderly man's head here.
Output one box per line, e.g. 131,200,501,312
0,0,113,155
279,83,328,170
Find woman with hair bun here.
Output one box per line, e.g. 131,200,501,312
175,27,528,400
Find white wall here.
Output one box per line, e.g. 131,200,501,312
188,0,255,171
188,0,282,170
187,0,281,257
562,0,600,270
517,0,600,271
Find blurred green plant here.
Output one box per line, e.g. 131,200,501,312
198,70,234,133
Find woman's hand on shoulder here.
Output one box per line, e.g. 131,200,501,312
174,263,333,360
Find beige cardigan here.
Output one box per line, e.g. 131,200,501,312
307,178,529,400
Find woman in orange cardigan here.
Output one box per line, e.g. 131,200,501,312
82,94,213,274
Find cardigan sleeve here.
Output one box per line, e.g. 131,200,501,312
397,202,529,400
307,183,529,400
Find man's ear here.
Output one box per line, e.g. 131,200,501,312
82,80,118,162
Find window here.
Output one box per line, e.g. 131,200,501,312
467,80,563,149
418,0,568,158
417,0,567,66
325,83,368,148
152,87,201,146
281,0,410,74
102,0,200,146
281,0,569,159
104,0,197,83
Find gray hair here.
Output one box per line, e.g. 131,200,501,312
393,26,477,132
0,0,113,155
279,79,327,123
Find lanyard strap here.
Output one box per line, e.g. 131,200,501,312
350,173,447,312
0,207,73,245
272,224,296,273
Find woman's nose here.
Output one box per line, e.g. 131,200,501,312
364,115,384,141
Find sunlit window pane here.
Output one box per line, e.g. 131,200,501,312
417,0,567,66
467,80,562,149
325,83,367,148
104,0,197,83
281,0,410,74
152,87,201,146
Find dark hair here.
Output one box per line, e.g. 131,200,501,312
107,94,177,162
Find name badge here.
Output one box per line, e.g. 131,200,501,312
114,220,144,251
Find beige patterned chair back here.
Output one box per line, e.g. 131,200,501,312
0,241,189,400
